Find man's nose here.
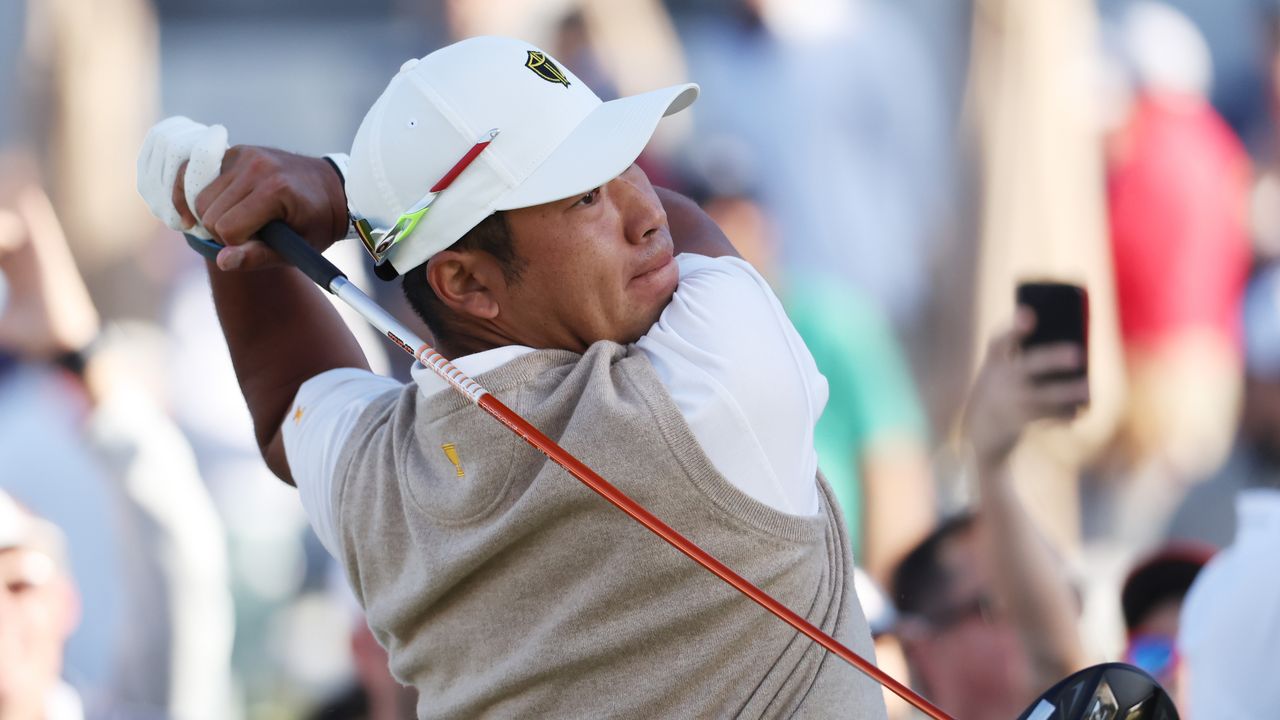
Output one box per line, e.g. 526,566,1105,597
613,167,666,244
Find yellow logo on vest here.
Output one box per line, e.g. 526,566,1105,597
525,51,570,87
441,443,465,477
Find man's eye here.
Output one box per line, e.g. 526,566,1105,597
576,188,600,206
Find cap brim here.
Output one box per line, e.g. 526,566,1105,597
494,83,698,211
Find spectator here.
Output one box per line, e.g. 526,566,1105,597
894,310,1087,720
1103,1,1251,530
0,160,126,705
0,491,83,720
0,164,234,719
966,0,1127,555
1119,543,1213,712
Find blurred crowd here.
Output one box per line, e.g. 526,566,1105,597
2,0,1279,718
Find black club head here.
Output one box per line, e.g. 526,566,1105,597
1016,663,1179,720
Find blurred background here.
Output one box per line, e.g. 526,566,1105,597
2,0,1278,718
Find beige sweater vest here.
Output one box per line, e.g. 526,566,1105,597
333,342,888,719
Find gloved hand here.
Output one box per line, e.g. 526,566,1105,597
136,116,228,239
135,117,348,271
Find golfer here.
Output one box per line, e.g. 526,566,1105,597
138,36,886,718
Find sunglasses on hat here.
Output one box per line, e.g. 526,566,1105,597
351,129,499,263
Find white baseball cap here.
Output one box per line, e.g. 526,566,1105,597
346,35,699,277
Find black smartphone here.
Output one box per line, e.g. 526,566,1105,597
1015,281,1088,381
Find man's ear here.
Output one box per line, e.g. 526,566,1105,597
425,249,504,321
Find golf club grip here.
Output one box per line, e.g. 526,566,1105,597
259,221,346,290
184,233,224,263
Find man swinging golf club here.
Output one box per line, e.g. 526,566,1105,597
139,36,889,718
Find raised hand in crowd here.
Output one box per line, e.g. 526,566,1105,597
962,308,1089,692
0,166,101,364
893,309,1091,720
963,309,1090,472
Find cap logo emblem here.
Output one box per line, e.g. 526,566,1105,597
525,51,570,87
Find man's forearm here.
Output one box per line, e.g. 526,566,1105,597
209,260,369,482
978,460,1085,687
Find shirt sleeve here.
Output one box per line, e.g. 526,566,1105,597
635,254,828,515
282,368,402,557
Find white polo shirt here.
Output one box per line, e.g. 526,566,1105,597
283,254,828,558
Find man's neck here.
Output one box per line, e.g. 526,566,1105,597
435,316,589,359
434,336,497,362
432,322,514,361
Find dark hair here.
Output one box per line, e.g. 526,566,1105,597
891,513,978,622
1120,545,1212,631
401,211,523,339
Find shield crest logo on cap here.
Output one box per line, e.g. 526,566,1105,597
525,51,570,87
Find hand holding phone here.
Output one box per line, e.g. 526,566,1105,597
963,282,1091,466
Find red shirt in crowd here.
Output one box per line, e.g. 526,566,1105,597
1107,92,1252,353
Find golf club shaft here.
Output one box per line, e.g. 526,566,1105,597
252,221,956,720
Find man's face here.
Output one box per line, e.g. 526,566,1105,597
0,548,74,713
495,163,678,352
904,529,1033,720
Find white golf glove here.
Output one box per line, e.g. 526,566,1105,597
136,116,228,240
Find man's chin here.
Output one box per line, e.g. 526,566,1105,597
610,306,670,347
